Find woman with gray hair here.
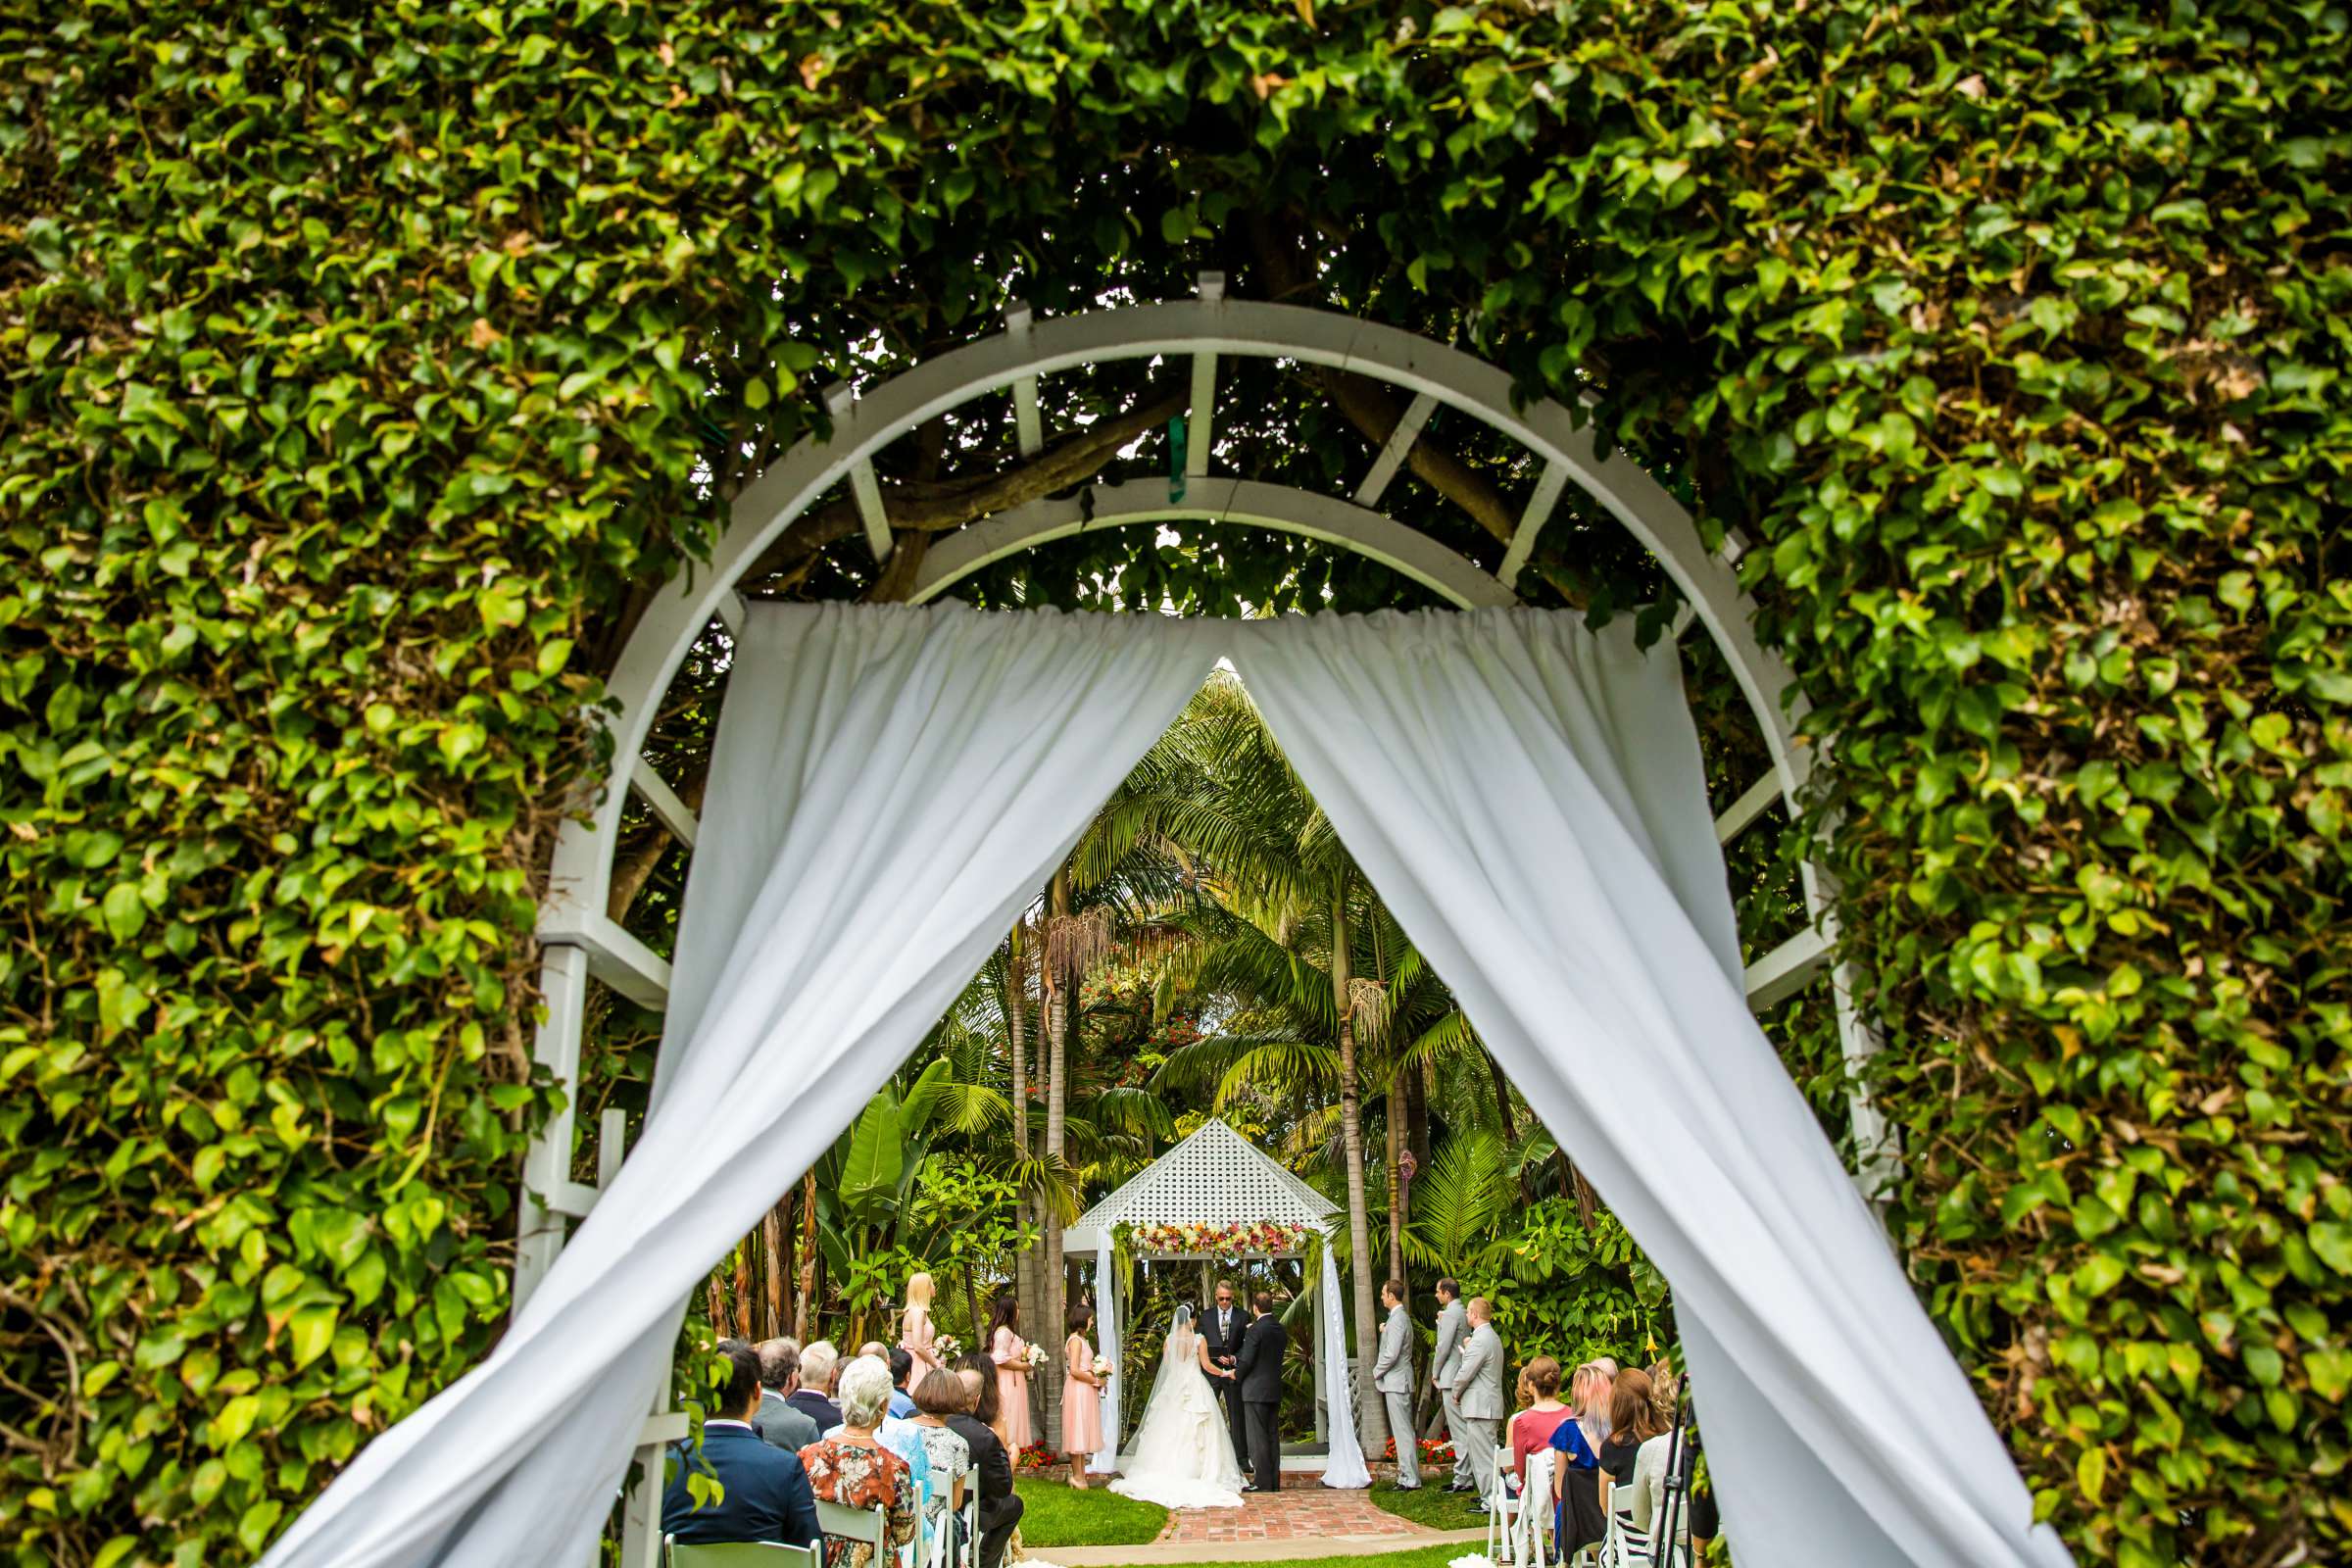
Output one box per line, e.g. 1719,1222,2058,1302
799,1356,918,1568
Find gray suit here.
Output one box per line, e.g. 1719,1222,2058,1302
1372,1301,1418,1487
1450,1322,1505,1495
1430,1297,1470,1486
756,1388,819,1453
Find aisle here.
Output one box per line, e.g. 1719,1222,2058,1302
1023,1471,1487,1564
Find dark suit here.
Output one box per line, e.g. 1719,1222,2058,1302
786,1387,843,1434
1235,1312,1286,1490
948,1411,1023,1568
1200,1303,1250,1458
661,1420,822,1545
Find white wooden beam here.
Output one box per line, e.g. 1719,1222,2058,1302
908,478,1516,611
1186,273,1224,478
1006,300,1043,457
1714,771,1780,845
1496,461,1568,589
824,381,893,562
627,757,698,850
1354,391,1436,509
1744,925,1832,1011
598,1106,628,1190
538,905,672,1011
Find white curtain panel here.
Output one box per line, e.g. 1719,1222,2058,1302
1092,1239,1119,1474
1229,609,2071,1568
263,604,1219,1568
1316,1247,1372,1488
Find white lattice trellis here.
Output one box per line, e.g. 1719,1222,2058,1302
1067,1117,1340,1249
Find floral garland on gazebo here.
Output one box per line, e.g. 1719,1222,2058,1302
1108,1218,1320,1298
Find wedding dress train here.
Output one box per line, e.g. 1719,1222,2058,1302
1108,1308,1247,1509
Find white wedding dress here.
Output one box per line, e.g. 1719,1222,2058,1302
1108,1308,1247,1509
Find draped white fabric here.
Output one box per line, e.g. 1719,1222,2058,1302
1315,1247,1372,1488
1229,609,2069,1568
1092,1238,1120,1475
263,604,1219,1568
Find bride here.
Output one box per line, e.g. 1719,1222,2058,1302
1107,1305,1248,1508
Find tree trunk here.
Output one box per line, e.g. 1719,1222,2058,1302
708,1268,730,1343
796,1170,819,1341
1385,1083,1407,1287
762,1204,786,1340
1040,868,1072,1446
1483,1048,1519,1143
1329,885,1380,1442
1008,924,1043,1371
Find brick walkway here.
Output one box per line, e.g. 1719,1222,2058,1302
1151,1473,1423,1544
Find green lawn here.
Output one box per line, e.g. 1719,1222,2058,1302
1011,1477,1169,1546
1152,1548,1466,1568
1364,1481,1486,1533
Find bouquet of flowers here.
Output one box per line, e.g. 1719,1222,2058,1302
935,1334,963,1362
1092,1353,1112,1378
1021,1343,1050,1373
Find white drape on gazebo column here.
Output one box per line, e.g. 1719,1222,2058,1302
262,604,1219,1568
1230,609,2070,1568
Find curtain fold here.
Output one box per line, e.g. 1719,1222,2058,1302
1229,608,2069,1568
263,604,1219,1568
1093,1239,1120,1474
1316,1247,1371,1488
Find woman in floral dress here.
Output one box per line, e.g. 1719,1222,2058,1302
801,1357,919,1568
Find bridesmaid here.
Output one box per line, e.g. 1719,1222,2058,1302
900,1272,943,1382
987,1293,1034,1457
1059,1301,1105,1489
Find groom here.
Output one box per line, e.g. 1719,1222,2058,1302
1200,1280,1250,1462
1236,1292,1287,1493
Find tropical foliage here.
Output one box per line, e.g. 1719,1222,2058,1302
3,1,2344,1565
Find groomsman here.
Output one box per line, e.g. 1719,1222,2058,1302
1429,1277,1471,1491
1451,1298,1506,1510
1372,1280,1418,1489
1200,1279,1250,1461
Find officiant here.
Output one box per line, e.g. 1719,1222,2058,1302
1200,1279,1249,1461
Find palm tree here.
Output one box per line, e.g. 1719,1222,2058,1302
1109,674,1388,1440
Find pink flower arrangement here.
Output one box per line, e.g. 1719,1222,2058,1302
1129,1220,1315,1258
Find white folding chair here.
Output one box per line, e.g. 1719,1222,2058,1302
666,1540,820,1568
1515,1448,1556,1568
816,1497,890,1567
1484,1447,1518,1565
956,1496,979,1568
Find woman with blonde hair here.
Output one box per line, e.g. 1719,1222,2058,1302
901,1272,943,1381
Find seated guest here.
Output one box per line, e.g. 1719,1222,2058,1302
662,1341,820,1546
1596,1367,1669,1551
859,1341,891,1358
1627,1420,1693,1568
888,1346,921,1420
1546,1377,1607,1561
758,1339,821,1453
801,1355,919,1568
828,1355,935,1549
1570,1359,1616,1451
1507,1355,1571,1485
793,1341,846,1433
953,1357,1023,1568
908,1371,973,1541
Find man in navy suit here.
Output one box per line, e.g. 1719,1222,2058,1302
662,1340,822,1545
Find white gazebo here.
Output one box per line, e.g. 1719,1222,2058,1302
1064,1117,1370,1486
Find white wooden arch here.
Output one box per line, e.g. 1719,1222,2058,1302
519,274,1888,1332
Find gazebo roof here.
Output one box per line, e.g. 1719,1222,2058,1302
1065,1117,1341,1248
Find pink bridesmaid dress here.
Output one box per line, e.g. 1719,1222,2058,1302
901,1305,942,1381
1060,1333,1103,1456
992,1325,1034,1451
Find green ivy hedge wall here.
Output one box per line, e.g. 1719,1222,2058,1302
4,2,2346,1564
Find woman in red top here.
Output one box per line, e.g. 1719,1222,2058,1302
1506,1355,1572,1483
